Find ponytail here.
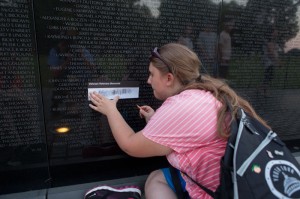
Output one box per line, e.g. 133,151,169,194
184,75,270,138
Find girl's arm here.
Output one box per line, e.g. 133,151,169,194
89,92,172,157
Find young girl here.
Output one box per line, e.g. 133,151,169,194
89,43,268,199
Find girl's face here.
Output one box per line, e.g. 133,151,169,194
147,63,170,100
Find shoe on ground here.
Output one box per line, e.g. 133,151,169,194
84,185,141,199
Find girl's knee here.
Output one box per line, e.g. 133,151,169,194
145,170,164,187
145,169,177,199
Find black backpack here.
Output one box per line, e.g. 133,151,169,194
172,108,300,199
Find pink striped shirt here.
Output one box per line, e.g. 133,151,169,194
143,89,227,199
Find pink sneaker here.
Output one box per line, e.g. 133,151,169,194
84,185,141,199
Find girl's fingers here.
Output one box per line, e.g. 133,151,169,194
90,96,99,105
139,113,144,118
90,92,105,101
89,103,96,110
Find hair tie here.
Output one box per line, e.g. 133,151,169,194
196,74,202,82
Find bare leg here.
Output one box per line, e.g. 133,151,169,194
145,169,177,199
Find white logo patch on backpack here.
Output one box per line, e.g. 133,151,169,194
265,160,300,198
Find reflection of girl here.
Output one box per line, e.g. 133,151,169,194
47,39,71,77
89,43,269,198
262,28,280,90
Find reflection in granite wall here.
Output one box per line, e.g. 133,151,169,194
0,0,300,195
219,0,300,142
34,0,158,162
0,0,49,194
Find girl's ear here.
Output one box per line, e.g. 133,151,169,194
166,73,175,86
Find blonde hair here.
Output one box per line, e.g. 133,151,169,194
150,43,200,85
150,43,270,138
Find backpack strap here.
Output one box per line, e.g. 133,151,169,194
169,167,188,199
181,171,215,198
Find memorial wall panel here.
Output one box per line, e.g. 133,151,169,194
0,0,300,195
0,0,49,194
34,0,158,164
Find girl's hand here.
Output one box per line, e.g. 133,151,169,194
137,105,155,123
89,92,119,116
